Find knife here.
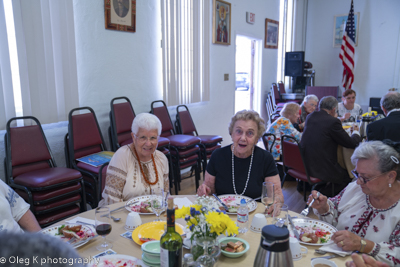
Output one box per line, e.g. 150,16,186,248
212,194,229,211
288,215,300,240
311,254,340,260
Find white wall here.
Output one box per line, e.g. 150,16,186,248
303,0,400,107
0,0,280,182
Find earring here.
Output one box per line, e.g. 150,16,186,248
389,184,392,188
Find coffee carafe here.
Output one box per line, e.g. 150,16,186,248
253,225,293,267
359,111,377,137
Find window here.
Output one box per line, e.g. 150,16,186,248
161,0,210,106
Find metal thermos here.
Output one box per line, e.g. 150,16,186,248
253,225,293,267
359,115,375,137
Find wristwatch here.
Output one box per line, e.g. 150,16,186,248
360,238,366,253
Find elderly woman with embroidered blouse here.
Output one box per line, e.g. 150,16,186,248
99,113,169,205
308,140,400,266
197,110,284,203
266,102,302,160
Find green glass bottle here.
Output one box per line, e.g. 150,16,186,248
160,197,183,267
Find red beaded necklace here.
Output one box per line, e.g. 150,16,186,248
132,145,159,185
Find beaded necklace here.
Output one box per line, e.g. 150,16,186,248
231,145,254,195
132,145,159,185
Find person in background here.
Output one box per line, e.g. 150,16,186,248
100,113,169,205
296,94,318,131
337,89,363,123
0,231,85,267
367,91,400,142
0,179,41,232
309,140,400,266
266,102,302,161
300,96,362,196
197,110,284,203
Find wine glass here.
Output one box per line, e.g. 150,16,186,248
272,199,289,226
194,236,215,267
95,206,113,251
151,188,165,221
261,181,274,217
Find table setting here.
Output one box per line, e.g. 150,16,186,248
40,191,352,267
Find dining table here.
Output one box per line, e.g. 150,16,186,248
53,195,351,266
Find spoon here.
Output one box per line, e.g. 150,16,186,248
111,215,121,222
315,249,327,255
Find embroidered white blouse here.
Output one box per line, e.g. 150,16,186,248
99,145,169,206
0,179,30,233
314,181,400,266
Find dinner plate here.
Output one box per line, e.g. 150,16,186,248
40,224,95,248
89,254,144,267
292,218,337,246
125,195,162,215
131,221,185,245
217,194,257,214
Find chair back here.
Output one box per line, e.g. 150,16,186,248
150,100,175,137
5,116,54,178
278,81,286,94
68,107,106,160
272,83,280,103
176,105,198,136
110,97,135,150
281,135,308,175
262,133,276,153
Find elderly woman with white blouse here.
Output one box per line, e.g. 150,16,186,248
309,140,400,266
99,113,169,205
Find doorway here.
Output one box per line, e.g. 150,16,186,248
234,35,261,114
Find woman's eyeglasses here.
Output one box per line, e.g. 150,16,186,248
135,135,158,144
351,169,388,184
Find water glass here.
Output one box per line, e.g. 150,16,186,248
272,203,289,226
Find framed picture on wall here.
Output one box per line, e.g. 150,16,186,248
264,18,279,49
212,0,231,45
333,12,359,47
104,0,136,33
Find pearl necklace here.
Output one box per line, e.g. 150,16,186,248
232,145,254,195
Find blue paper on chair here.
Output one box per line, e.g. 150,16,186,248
77,151,114,167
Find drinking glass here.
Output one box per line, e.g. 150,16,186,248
272,202,289,226
194,236,216,267
261,181,274,217
95,206,113,251
151,188,165,221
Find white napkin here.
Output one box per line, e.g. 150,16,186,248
65,216,96,226
173,197,193,209
318,242,352,257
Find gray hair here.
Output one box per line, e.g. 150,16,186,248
131,113,162,135
303,94,319,104
319,96,338,111
380,91,400,112
229,110,265,140
351,141,400,180
0,232,85,266
280,102,300,118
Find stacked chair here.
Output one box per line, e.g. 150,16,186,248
175,105,223,176
65,107,110,208
281,135,333,201
151,100,201,193
4,116,85,227
108,97,176,194
278,81,302,104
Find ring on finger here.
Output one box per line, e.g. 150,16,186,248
340,241,344,246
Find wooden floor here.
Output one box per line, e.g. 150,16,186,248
171,171,317,219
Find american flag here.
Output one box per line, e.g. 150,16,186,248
339,0,356,89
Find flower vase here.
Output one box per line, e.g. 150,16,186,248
191,236,221,263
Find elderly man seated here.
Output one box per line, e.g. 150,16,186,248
367,91,400,142
300,96,362,196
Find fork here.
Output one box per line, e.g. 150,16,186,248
300,192,320,217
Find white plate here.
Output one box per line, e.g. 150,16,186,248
125,195,157,215
89,254,145,267
40,224,95,248
292,218,337,246
217,194,257,214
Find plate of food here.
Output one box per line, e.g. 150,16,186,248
125,195,164,215
217,194,257,214
131,221,185,245
89,254,144,267
292,218,337,246
40,224,95,248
